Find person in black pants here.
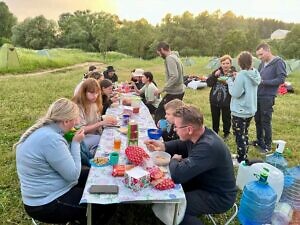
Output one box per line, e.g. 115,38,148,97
206,55,236,140
254,43,287,152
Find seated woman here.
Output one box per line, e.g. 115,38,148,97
131,68,145,90
72,78,116,153
15,98,115,225
132,71,160,115
100,79,119,115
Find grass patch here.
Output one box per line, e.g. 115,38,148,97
0,56,299,224
0,48,130,75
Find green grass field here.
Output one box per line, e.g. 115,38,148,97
0,48,130,75
0,53,299,225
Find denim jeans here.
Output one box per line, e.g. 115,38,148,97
254,96,275,148
232,116,252,162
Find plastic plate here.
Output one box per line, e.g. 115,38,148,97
89,157,110,167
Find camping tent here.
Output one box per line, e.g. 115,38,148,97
286,59,300,73
37,49,50,57
206,56,299,74
0,43,20,68
270,29,290,40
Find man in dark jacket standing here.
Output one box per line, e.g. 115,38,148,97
254,43,287,153
145,105,237,225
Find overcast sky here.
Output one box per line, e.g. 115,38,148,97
4,0,300,24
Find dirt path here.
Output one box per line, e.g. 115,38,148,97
0,62,106,80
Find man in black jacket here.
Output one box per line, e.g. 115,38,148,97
254,43,287,153
145,105,237,225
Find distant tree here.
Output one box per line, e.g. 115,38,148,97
219,29,247,57
281,25,300,59
12,16,57,49
92,12,119,58
117,19,156,58
58,10,97,51
0,2,17,40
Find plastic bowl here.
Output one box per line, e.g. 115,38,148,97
151,151,171,166
147,128,162,140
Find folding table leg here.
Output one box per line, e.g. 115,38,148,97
172,203,179,225
87,203,92,225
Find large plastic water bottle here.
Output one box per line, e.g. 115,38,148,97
266,140,288,172
236,161,284,202
271,202,293,225
238,170,277,225
280,166,300,210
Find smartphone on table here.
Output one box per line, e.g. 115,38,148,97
89,185,119,194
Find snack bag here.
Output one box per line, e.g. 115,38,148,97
125,146,149,165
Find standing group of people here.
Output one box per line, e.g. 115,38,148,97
207,43,287,163
15,41,286,225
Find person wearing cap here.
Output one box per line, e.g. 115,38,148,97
132,71,161,115
103,66,118,83
155,42,185,124
131,68,145,90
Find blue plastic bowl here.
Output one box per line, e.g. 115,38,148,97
147,128,162,140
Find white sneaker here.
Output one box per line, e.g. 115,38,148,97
232,158,240,167
231,153,237,159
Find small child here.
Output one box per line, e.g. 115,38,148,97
227,51,261,163
157,99,185,141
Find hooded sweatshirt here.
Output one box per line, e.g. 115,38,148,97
163,53,185,95
227,68,261,118
257,57,286,97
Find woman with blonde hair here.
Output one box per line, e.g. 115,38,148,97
72,78,116,152
15,99,79,223
206,55,237,140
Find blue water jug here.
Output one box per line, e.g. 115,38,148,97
266,140,288,172
238,170,277,225
280,166,300,210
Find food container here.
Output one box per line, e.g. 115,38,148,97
147,128,162,140
124,166,150,191
151,151,171,166
127,120,138,146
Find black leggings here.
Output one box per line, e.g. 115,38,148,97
24,168,116,225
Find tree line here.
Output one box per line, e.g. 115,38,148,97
1,2,299,59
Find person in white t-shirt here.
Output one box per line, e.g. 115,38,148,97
132,71,161,115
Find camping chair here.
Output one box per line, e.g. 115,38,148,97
206,203,238,225
31,218,65,225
